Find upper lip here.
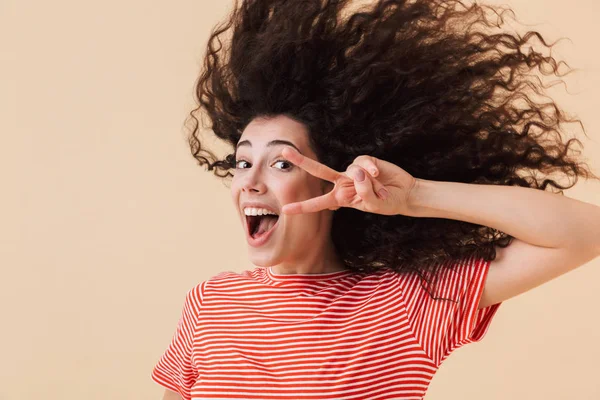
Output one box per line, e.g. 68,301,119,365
241,201,280,215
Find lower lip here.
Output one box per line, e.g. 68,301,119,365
246,217,280,248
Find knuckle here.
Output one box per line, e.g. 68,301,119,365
345,165,359,176
358,186,373,198
354,155,370,164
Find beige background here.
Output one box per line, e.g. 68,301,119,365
2,0,599,399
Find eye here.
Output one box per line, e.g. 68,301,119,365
273,159,293,170
235,159,250,169
234,158,293,170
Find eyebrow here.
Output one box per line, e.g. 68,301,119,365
235,139,301,154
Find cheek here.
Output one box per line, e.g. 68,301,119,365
230,176,242,194
278,180,315,202
280,185,300,201
230,183,242,205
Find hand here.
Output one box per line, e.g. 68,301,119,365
280,147,418,216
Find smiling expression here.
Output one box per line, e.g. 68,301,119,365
230,114,336,269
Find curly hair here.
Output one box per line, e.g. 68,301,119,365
185,0,600,299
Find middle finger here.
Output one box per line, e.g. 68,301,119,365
281,190,338,215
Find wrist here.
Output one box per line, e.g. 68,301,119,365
406,178,431,217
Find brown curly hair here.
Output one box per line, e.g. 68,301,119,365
184,0,599,299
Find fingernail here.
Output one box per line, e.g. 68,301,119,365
378,188,389,199
370,168,378,176
355,169,365,182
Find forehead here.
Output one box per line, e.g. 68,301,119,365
238,115,310,150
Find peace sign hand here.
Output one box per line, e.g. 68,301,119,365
280,147,418,217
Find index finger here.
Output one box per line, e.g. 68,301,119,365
282,147,341,183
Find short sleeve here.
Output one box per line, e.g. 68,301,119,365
151,282,204,400
399,255,502,366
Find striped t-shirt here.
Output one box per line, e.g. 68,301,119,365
151,255,501,400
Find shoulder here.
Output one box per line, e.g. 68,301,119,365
187,267,261,300
394,255,489,299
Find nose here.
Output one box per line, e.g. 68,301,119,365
241,168,267,194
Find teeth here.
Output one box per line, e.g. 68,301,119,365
243,207,278,216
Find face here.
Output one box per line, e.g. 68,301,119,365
231,114,335,269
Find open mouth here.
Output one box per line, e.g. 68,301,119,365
246,214,279,239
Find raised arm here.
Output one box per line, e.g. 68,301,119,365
407,178,600,308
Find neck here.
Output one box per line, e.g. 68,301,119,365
271,238,347,275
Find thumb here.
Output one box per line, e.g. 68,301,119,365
351,166,388,202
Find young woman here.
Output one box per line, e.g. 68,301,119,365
151,0,600,399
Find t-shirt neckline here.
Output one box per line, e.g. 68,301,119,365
267,266,353,281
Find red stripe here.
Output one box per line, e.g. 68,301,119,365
152,256,501,399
